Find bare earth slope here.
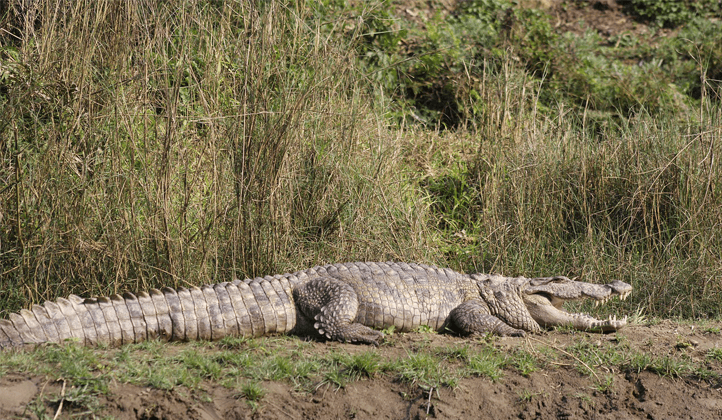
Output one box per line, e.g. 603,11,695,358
2,320,721,419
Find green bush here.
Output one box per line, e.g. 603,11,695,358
623,0,721,28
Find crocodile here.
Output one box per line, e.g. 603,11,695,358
0,262,632,349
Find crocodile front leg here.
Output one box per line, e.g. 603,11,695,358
450,300,527,337
293,277,384,345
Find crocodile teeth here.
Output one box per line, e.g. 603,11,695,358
593,290,634,306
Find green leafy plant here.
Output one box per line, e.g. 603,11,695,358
624,0,694,28
467,349,507,381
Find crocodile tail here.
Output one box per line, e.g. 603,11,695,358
0,277,297,350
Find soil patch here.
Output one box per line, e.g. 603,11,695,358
2,320,721,419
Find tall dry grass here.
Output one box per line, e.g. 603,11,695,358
417,59,722,317
0,0,432,314
1,0,720,320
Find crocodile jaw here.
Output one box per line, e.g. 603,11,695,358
523,291,630,332
518,276,632,332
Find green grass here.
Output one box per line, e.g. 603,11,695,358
239,381,266,402
466,348,508,381
510,350,538,377
624,351,654,374
707,348,722,362
594,374,616,393
389,350,457,389
2,328,721,415
436,344,473,361
517,389,544,403
340,351,383,380
648,355,694,378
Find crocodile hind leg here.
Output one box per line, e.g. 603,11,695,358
450,300,527,337
293,277,384,345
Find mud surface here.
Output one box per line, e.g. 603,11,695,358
2,320,721,419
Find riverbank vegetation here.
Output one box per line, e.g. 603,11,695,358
1,0,720,319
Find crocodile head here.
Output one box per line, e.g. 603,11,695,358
474,274,633,333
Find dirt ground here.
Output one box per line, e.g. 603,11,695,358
1,320,721,420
